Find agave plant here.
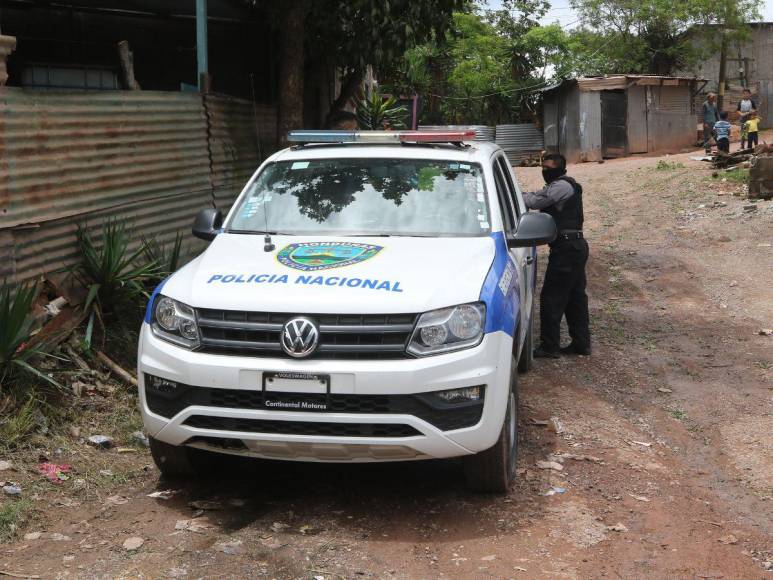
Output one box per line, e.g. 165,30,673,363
356,91,408,130
0,281,60,389
73,219,160,317
142,231,184,283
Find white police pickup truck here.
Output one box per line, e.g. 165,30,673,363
138,130,556,492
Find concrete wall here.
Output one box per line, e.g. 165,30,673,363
688,24,773,89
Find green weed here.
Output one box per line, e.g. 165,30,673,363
0,392,41,450
0,498,32,542
656,160,685,171
670,409,687,420
724,168,749,184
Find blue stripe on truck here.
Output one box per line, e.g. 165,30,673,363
479,231,519,337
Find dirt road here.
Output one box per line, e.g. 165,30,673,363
1,146,772,579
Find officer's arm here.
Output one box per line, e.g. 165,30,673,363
523,181,573,210
522,184,554,210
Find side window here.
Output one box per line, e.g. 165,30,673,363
492,161,517,234
496,156,522,218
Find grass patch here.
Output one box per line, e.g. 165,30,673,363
0,498,33,542
670,409,687,420
0,392,41,451
656,160,686,171
711,168,749,184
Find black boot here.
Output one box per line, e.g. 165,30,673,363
560,343,591,356
533,346,560,359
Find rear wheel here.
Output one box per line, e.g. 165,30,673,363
517,299,535,373
463,358,518,493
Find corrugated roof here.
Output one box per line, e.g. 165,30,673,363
543,75,706,93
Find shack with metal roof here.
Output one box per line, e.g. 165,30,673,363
542,76,706,163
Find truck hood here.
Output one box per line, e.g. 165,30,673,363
161,233,495,314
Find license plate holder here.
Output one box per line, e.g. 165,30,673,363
262,372,330,411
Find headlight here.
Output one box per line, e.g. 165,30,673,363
151,296,199,349
408,302,485,356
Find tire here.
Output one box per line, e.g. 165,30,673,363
463,358,519,493
517,298,535,373
149,436,197,477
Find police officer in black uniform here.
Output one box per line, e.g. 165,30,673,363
523,153,590,358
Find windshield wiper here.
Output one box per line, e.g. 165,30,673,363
346,233,393,237
226,229,279,235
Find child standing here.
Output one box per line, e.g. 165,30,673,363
740,118,749,150
713,111,732,153
744,110,760,149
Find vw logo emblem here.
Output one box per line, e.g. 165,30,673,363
280,317,319,358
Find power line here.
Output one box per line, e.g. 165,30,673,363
427,78,552,100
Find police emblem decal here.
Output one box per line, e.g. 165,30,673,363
277,242,382,271
280,317,319,358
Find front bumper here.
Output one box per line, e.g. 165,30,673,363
137,323,513,462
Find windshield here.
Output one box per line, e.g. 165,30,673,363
227,158,490,237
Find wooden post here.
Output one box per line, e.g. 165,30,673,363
718,34,727,111
117,40,141,90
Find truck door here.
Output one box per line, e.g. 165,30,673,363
492,155,529,348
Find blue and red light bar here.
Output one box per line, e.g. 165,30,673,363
287,130,476,144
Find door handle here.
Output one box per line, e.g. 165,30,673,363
525,256,534,265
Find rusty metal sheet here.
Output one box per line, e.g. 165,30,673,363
0,88,211,229
205,94,276,213
10,189,211,285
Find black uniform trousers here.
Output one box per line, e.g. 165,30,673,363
539,237,591,353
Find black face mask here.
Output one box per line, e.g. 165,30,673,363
542,167,566,184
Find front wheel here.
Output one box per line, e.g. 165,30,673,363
463,359,518,493
149,436,215,478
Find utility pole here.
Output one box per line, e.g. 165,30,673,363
196,0,210,92
717,33,727,111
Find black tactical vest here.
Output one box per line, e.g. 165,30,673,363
540,176,583,231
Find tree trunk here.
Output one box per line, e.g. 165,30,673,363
277,1,306,148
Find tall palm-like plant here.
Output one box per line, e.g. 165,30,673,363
356,91,408,130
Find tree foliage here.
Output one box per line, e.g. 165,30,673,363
567,0,762,75
389,4,554,125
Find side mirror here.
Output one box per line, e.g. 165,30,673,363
192,208,223,241
507,212,557,248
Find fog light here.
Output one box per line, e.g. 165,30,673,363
434,385,482,404
146,375,179,394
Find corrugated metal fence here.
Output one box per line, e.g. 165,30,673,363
419,123,543,164
495,124,544,164
0,88,276,284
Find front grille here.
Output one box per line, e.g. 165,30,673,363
196,309,417,360
145,376,484,432
183,416,421,438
